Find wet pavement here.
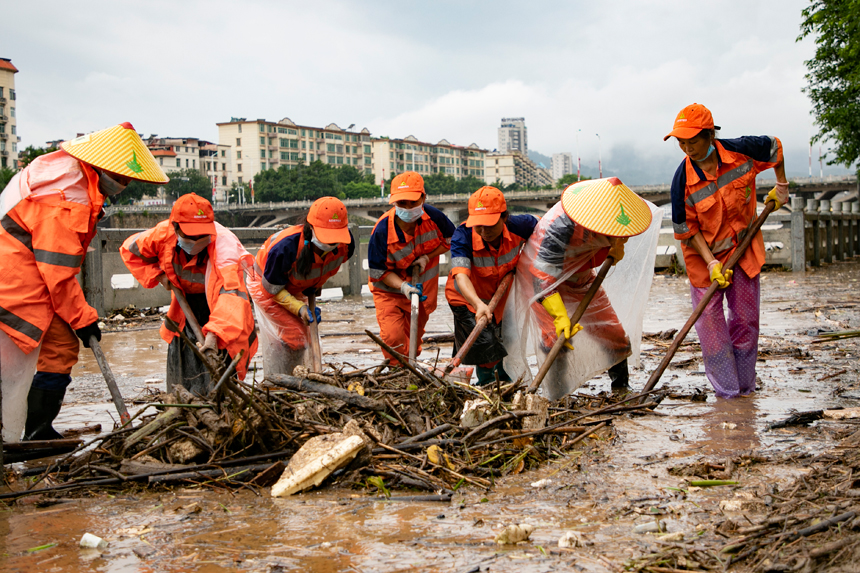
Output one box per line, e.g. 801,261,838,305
2,260,858,572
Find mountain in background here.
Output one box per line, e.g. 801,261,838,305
529,150,553,170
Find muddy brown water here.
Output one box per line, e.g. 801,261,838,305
2,262,858,572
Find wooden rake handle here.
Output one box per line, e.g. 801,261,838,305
444,272,515,377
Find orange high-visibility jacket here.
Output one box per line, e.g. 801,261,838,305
0,150,103,353
445,215,538,322
255,225,354,297
671,137,783,288
367,205,454,295
120,220,257,379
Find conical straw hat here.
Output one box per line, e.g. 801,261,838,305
561,177,652,237
61,122,169,183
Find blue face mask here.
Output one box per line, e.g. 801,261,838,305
695,144,715,163
396,205,424,223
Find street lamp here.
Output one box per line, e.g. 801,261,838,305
576,129,581,181
595,133,602,178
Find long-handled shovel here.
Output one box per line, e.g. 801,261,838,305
88,337,131,426
443,272,515,378
526,257,615,394
165,284,221,380
641,201,777,397
408,266,421,364
307,293,322,372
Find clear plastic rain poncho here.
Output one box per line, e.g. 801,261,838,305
502,201,663,400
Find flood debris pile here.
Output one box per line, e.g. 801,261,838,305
626,432,860,573
4,348,661,501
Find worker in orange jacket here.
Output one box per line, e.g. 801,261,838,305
0,123,168,441
120,193,257,393
665,103,787,398
519,177,653,396
445,186,538,385
247,197,355,375
368,172,455,364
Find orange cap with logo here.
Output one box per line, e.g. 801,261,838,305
307,197,351,244
389,171,425,204
663,103,721,141
171,193,216,236
466,186,507,227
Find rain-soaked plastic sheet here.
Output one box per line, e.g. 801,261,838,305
246,274,310,377
502,201,663,400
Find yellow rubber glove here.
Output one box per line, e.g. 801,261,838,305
607,237,627,265
273,288,305,316
766,183,789,210
708,260,733,289
540,292,583,350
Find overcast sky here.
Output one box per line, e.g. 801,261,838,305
3,0,853,183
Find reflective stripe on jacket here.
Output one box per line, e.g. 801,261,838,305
671,137,782,287
0,150,103,353
445,216,535,322
255,225,351,296
120,220,258,379
368,206,451,295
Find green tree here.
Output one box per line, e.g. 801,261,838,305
557,173,592,188
0,166,16,189
343,181,382,199
164,168,212,199
120,179,161,203
799,0,860,173
18,145,57,168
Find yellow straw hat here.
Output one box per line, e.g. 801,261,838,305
61,122,169,183
561,177,652,237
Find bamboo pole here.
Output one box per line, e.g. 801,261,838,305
307,293,322,372
408,266,421,363
89,337,131,425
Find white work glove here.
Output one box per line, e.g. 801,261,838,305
413,255,430,274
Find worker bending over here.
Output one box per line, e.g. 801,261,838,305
368,172,455,364
0,123,167,441
247,197,354,375
445,186,538,385
665,103,787,398
120,193,257,393
506,177,654,399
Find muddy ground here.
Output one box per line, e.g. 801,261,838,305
1,260,859,572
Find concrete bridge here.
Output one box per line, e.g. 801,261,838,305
104,176,857,227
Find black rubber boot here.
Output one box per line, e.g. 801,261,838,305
475,366,496,387
608,358,629,390
23,386,66,441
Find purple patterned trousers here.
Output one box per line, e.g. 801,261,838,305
690,266,760,398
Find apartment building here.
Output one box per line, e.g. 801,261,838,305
145,136,232,202
216,117,373,187
0,58,19,169
498,117,527,157
371,135,486,185
551,152,573,182
484,151,553,189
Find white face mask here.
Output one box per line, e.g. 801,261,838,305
177,235,211,256
98,171,128,196
311,230,337,252
396,205,424,223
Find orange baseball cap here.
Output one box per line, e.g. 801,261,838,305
663,103,721,141
389,171,425,204
171,193,216,236
307,197,351,244
466,186,507,227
